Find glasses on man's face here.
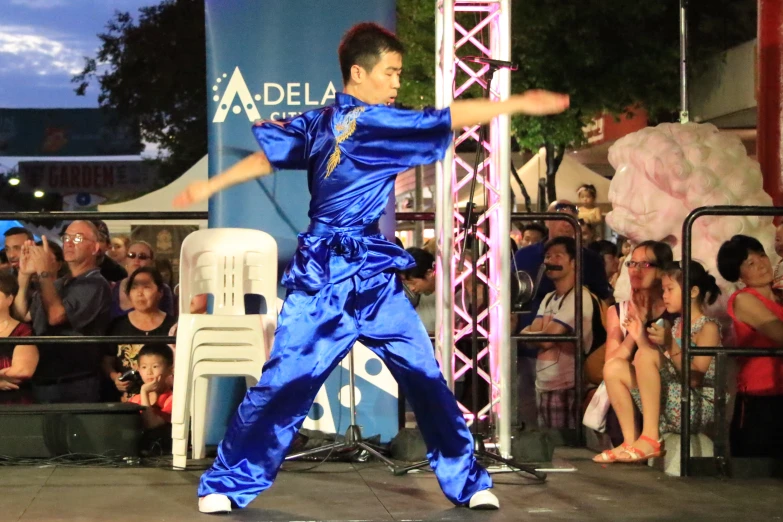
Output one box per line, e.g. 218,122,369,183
61,233,95,245
625,260,657,270
127,252,152,261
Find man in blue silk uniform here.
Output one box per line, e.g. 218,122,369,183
175,22,569,515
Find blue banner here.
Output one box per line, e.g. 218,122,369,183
205,0,399,443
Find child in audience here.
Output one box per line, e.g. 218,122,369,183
577,184,602,226
129,343,174,430
612,261,721,463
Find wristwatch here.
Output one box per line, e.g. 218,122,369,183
39,271,52,279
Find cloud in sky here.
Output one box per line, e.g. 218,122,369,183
9,0,68,8
0,24,85,76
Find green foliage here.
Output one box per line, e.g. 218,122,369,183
397,0,756,151
395,0,438,109
72,0,206,186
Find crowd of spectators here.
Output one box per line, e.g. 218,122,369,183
2,205,781,464
399,196,783,464
0,221,180,440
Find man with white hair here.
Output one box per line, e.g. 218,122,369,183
14,220,112,403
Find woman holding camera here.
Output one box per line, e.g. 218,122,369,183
103,267,176,401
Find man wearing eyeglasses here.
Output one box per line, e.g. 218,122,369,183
13,220,112,403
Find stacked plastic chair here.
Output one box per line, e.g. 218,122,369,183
171,228,278,469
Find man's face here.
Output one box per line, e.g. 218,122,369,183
603,254,619,278
402,269,436,295
4,233,28,270
62,222,100,265
521,229,544,248
356,51,402,106
544,244,574,282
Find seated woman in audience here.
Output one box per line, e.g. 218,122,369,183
104,267,177,401
606,261,721,463
112,241,174,319
717,234,783,459
0,271,37,404
594,240,674,462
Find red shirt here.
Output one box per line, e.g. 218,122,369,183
129,390,173,422
727,287,783,395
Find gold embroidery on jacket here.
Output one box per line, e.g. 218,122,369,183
325,106,365,178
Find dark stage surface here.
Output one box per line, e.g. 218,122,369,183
1,449,781,521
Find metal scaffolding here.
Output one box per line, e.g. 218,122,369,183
435,0,513,457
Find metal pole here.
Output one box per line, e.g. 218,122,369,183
348,349,358,427
491,0,513,459
679,0,689,123
414,165,425,247
435,0,456,390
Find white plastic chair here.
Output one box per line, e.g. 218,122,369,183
171,228,278,469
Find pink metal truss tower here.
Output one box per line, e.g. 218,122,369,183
435,0,513,458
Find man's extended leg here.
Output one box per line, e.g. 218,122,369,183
355,272,493,506
198,285,358,509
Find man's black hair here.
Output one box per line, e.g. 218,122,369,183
543,236,576,260
338,22,405,85
3,227,32,240
588,239,618,258
522,221,548,238
400,247,434,279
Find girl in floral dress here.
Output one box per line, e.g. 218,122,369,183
612,261,721,462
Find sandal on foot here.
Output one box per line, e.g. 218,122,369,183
592,442,632,463
617,435,666,463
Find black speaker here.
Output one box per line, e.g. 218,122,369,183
390,427,427,462
509,428,555,464
0,403,143,458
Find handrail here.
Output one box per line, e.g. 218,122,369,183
1,209,585,446
681,205,783,477
394,210,585,444
0,211,207,221
511,212,584,444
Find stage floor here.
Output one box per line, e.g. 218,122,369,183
1,448,781,522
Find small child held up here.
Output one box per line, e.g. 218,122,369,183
129,343,174,430
577,184,602,227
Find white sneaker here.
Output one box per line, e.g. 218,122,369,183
468,489,499,510
198,494,232,514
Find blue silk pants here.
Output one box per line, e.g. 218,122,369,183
198,270,492,508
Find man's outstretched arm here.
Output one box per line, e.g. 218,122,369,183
449,90,569,130
173,151,273,208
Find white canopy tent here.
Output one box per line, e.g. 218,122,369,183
98,155,208,234
454,149,611,210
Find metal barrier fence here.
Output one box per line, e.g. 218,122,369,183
398,211,585,445
0,209,586,447
0,210,206,346
681,205,783,476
